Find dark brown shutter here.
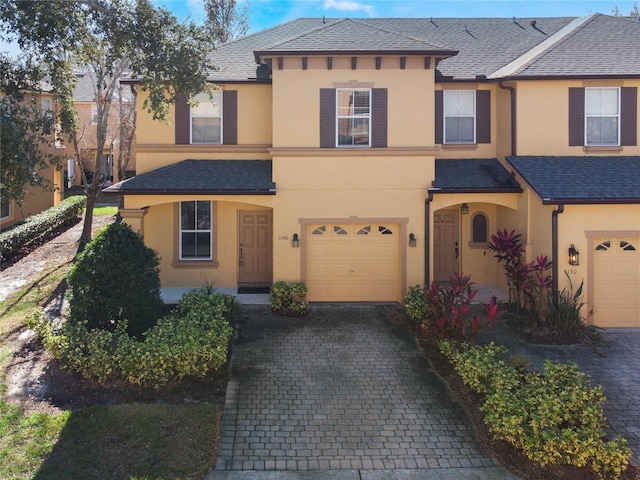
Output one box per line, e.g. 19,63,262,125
371,88,388,148
568,87,585,146
621,87,637,146
222,90,238,145
476,90,491,144
320,88,336,148
434,90,443,144
175,93,190,144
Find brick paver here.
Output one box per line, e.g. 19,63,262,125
215,304,500,471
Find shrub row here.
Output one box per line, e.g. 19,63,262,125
0,195,86,262
28,290,234,388
439,341,630,479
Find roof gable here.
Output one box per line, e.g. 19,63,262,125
254,18,456,61
507,14,640,78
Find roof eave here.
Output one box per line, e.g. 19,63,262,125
254,49,458,64
541,197,640,205
428,187,523,194
498,74,640,81
103,188,276,195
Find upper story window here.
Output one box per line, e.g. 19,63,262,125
444,90,475,144
191,91,222,144
336,88,370,147
569,86,636,148
585,87,619,146
320,88,387,149
41,98,54,134
175,90,237,146
435,90,491,145
180,200,212,260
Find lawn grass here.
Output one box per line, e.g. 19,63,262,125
92,206,118,216
0,217,222,480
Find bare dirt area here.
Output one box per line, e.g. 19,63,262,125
1,214,228,416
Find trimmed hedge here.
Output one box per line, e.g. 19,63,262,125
0,195,86,262
28,290,235,388
439,341,630,479
67,222,163,338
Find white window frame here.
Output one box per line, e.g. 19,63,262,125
179,200,212,260
190,91,223,144
443,90,476,144
585,87,620,146
336,88,371,148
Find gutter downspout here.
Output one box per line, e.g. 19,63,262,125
498,81,516,156
425,190,435,286
552,204,564,306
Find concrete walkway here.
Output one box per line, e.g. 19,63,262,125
208,304,520,480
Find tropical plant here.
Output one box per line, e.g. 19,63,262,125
404,272,502,340
544,272,592,339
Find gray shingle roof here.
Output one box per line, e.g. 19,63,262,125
253,18,456,60
208,16,577,81
432,158,521,192
506,156,640,203
103,160,275,195
511,14,640,77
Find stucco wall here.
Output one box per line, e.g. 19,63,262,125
516,79,640,156
271,56,435,149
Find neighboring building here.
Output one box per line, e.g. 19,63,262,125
66,71,136,187
108,14,640,327
0,86,64,230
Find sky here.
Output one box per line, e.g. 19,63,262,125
156,0,639,34
1,0,637,56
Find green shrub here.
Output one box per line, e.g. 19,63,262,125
440,341,630,479
270,281,308,316
28,290,235,387
67,222,163,338
404,285,430,333
0,195,85,262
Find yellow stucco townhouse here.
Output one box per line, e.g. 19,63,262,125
107,13,640,327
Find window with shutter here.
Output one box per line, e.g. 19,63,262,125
569,86,636,147
320,88,387,148
174,91,238,145
436,90,490,145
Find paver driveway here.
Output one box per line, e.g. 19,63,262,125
214,304,504,473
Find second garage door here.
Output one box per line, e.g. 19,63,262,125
592,237,640,327
306,223,401,302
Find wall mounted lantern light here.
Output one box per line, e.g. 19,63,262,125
292,233,300,248
461,203,469,214
409,233,417,248
568,244,580,266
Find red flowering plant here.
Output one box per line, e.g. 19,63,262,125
405,272,502,341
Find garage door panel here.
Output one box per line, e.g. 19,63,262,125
593,237,640,327
307,223,401,302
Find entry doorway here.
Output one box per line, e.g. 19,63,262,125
238,210,273,285
434,209,460,282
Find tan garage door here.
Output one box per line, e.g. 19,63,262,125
306,223,401,302
593,238,640,327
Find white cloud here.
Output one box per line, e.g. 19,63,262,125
323,0,375,16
